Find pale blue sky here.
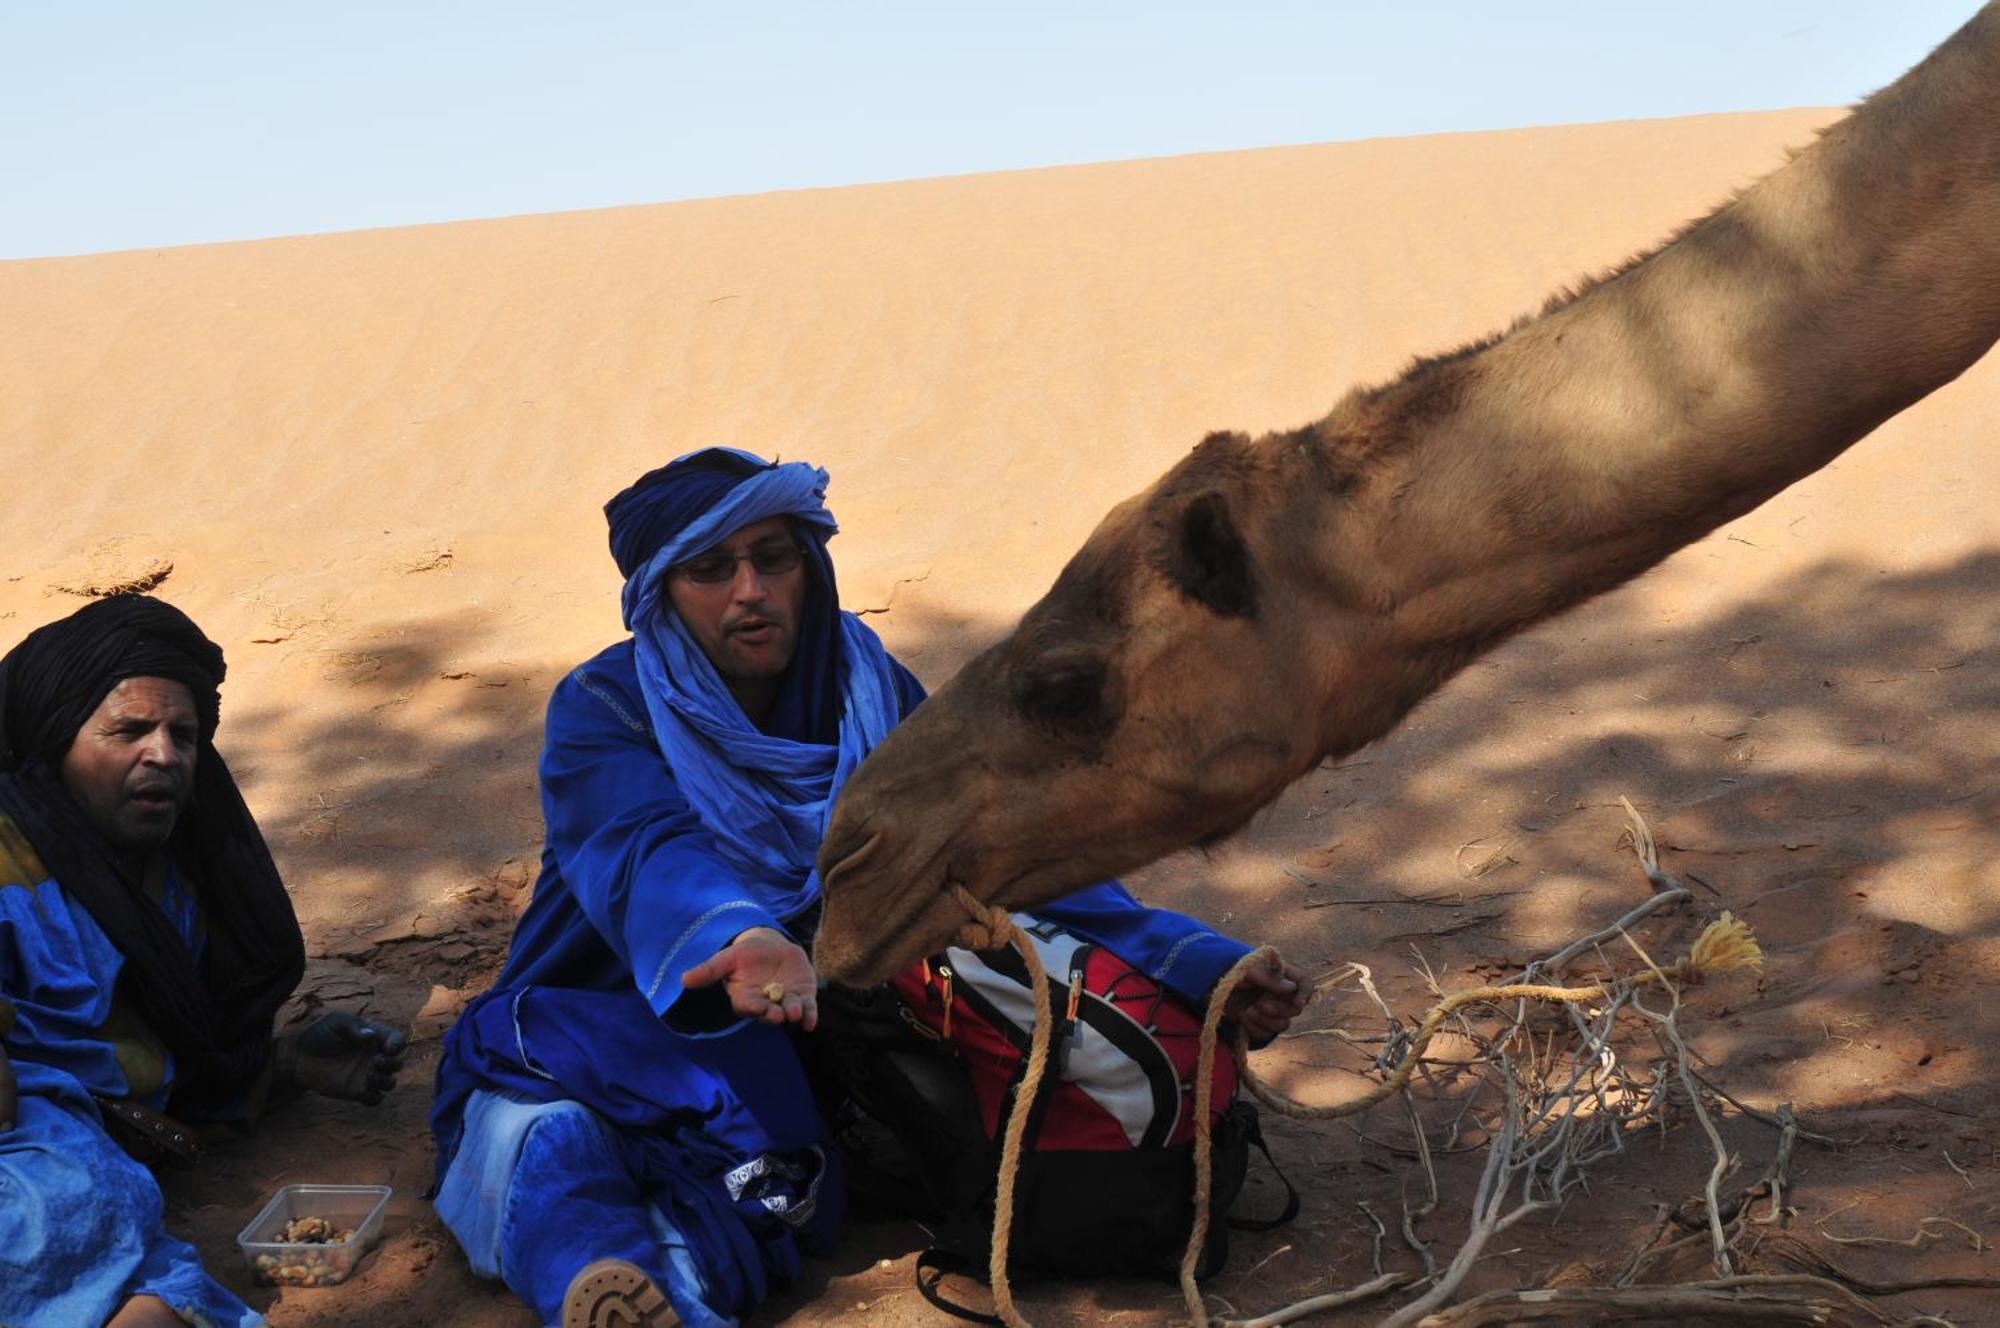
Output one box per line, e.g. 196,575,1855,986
1,2,1978,259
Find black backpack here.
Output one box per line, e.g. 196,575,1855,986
807,925,1297,1322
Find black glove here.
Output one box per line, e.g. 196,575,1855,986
274,1009,409,1106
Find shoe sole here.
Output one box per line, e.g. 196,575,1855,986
561,1258,680,1328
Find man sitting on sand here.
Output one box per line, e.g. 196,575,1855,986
429,447,1313,1328
0,595,407,1328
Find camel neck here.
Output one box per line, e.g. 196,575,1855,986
1344,2,2000,663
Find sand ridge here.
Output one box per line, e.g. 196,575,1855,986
3,105,1996,1324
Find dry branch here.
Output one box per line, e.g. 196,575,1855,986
1219,1272,1411,1328
1194,801,1791,1328
1761,1230,2000,1294
984,799,1969,1328
1206,798,1983,1328
1410,1274,1907,1326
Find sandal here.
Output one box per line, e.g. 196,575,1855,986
562,1259,680,1328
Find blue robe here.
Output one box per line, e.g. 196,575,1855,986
431,640,1249,1328
0,819,264,1328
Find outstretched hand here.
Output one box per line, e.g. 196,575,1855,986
683,926,819,1031
1224,951,1313,1046
276,1009,409,1106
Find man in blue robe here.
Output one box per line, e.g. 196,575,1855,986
0,594,408,1328
430,449,1309,1328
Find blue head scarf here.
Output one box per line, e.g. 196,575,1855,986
605,447,903,914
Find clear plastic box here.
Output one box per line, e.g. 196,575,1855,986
236,1183,391,1287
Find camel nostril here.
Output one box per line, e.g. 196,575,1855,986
818,828,884,887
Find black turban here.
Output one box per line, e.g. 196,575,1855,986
0,594,304,1103
0,594,227,765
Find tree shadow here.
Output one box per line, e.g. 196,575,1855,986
149,609,557,1325
827,544,1998,1322
217,609,565,1016
1108,546,1999,1321
157,542,1996,1325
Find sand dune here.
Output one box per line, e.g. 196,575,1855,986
4,106,1995,1324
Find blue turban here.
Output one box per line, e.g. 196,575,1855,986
606,446,842,743
605,447,770,582
604,447,903,910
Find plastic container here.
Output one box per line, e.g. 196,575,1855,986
236,1183,391,1287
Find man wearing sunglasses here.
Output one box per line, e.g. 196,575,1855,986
658,517,813,729
430,448,1308,1328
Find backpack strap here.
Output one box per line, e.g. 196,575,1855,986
1225,1109,1300,1233
978,940,1184,1151
988,954,1066,1239
915,1248,1006,1326
916,998,1067,1327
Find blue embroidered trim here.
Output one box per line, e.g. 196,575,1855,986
573,666,647,735
1152,931,1204,986
509,989,556,1082
646,898,765,1000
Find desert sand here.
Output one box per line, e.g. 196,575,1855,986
2,104,1995,1324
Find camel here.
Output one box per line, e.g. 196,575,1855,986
813,3,2000,985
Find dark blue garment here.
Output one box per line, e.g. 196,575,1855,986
431,642,1251,1323
0,840,259,1328
488,639,928,1028
443,987,840,1325
495,1102,727,1327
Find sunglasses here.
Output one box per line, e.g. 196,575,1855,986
671,538,805,585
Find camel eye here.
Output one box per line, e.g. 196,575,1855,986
1014,652,1111,737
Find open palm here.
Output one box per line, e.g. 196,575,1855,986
682,926,819,1030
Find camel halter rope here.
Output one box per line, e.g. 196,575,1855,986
943,885,1763,1328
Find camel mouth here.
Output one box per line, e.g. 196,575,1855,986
814,829,960,983
816,820,1071,983
844,859,1074,983
816,878,966,985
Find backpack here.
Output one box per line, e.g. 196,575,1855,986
809,914,1296,1322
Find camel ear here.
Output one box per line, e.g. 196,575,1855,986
1167,491,1257,618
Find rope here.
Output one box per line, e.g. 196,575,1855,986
1178,911,1763,1325
940,878,1762,1328
949,885,1050,1328
1178,943,1278,1324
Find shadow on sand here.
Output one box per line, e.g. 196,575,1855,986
159,545,1995,1324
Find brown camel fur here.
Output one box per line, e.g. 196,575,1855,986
814,4,2000,985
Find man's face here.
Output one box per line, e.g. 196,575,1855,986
665,516,808,685
60,675,200,852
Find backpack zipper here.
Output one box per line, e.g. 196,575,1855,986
1054,944,1093,1075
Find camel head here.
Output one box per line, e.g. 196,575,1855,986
815,419,1442,984
815,0,2000,982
